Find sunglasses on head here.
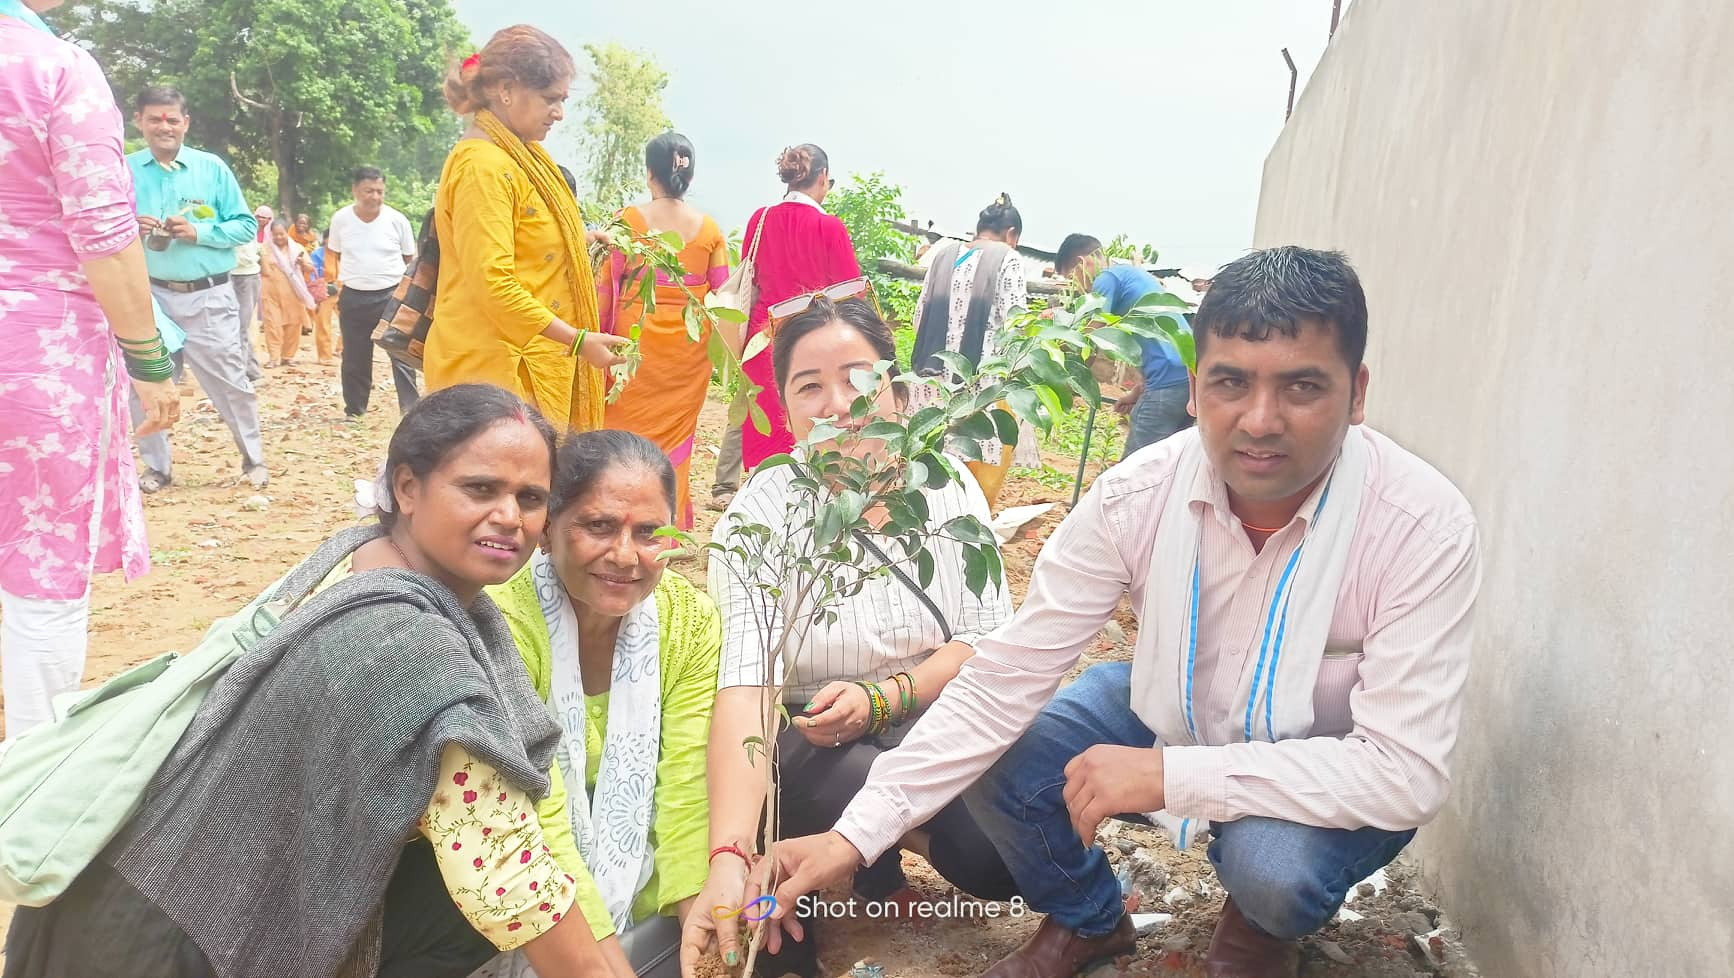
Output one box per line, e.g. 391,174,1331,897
767,277,875,329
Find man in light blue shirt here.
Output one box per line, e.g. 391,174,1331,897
1057,233,1195,458
126,85,267,492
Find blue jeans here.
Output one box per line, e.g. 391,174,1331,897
1123,380,1193,457
964,662,1415,939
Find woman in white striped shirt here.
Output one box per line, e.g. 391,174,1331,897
682,292,1019,977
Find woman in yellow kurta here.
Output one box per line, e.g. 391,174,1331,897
598,133,730,530
427,26,628,432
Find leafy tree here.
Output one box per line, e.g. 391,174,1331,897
574,42,671,210
57,0,468,218
825,172,921,326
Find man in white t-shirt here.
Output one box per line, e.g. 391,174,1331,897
327,165,418,418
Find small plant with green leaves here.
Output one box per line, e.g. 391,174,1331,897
605,323,643,406
668,286,1190,976
144,202,217,251
588,220,757,408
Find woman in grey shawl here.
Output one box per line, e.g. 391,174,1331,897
7,384,634,978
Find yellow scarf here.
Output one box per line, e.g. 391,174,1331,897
475,110,605,432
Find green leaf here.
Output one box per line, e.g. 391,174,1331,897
849,367,881,396
907,406,946,440
963,544,988,596
1035,384,1067,428
932,350,977,381
1066,356,1101,406
747,399,770,435
655,230,684,252
742,735,766,765
1006,387,1047,428
991,407,1020,445
903,486,930,524
712,307,748,324
1037,325,1089,348
835,489,869,528
741,331,771,363
944,514,998,547
953,411,995,441
1172,329,1197,371
1072,293,1109,322
951,436,984,461
1091,325,1142,362
905,458,928,491
1130,291,1191,311
922,453,954,488
814,501,843,549
860,420,907,442
806,420,845,444
916,547,936,590
1029,346,1071,389
982,542,1004,589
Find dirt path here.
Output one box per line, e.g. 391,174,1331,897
0,362,1475,976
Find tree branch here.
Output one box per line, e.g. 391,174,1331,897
229,71,271,112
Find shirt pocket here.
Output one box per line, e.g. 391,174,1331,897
1311,648,1364,738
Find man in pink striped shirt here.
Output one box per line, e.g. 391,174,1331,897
750,248,1480,978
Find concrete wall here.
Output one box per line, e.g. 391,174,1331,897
1252,3,1734,976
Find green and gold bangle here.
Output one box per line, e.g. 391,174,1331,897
891,671,916,724
569,328,589,358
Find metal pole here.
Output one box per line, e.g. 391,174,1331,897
1281,48,1298,120
1330,0,1343,36
1071,395,1101,507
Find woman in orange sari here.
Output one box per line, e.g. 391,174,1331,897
259,218,316,368
598,132,729,529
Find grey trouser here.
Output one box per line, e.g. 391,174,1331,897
133,281,266,477
229,271,263,380
711,388,749,495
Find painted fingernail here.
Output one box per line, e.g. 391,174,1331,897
803,700,815,712
725,952,739,966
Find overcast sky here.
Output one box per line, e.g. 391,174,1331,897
452,0,1349,273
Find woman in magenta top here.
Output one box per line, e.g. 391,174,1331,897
736,144,859,468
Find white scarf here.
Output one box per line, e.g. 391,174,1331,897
469,553,662,978
266,239,316,310
1135,426,1368,847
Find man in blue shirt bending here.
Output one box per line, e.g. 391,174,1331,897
1057,234,1194,458
127,86,266,492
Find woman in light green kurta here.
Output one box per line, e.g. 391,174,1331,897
479,429,720,978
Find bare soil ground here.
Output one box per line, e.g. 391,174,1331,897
0,360,1477,977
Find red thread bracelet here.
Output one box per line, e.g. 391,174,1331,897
709,844,750,866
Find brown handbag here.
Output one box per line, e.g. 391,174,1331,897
371,209,438,369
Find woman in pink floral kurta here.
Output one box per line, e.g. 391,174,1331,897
0,9,178,736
